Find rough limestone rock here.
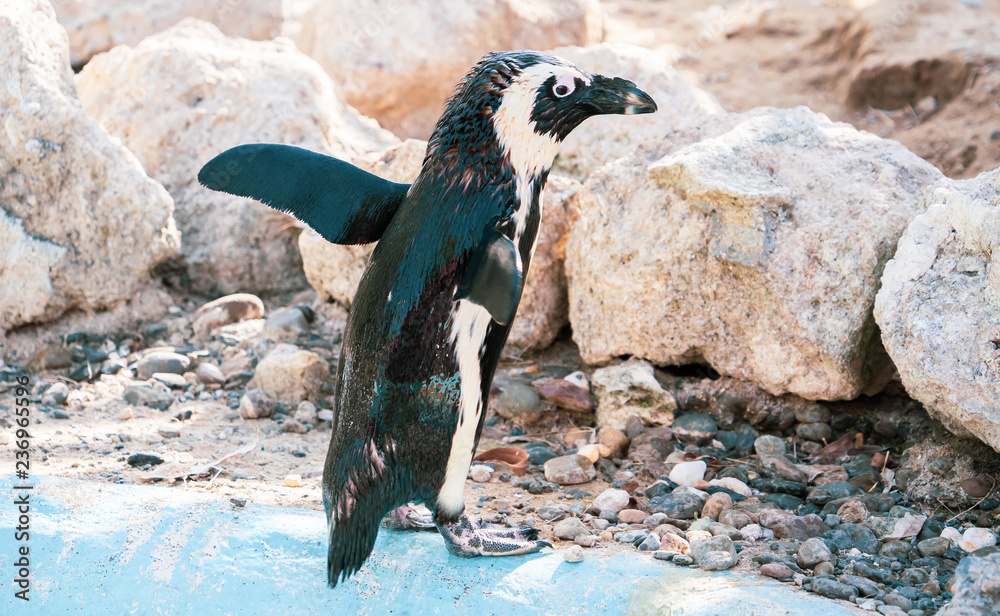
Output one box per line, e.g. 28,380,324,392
76,19,396,296
0,0,179,332
248,344,329,405
54,0,283,69
875,169,1000,452
567,106,944,400
591,358,676,430
300,139,584,351
297,0,604,138
508,175,584,350
551,43,724,180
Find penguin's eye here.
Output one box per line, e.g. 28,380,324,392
552,74,576,98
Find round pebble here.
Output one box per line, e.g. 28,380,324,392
562,545,585,563
754,435,786,456
284,474,301,487
668,460,707,487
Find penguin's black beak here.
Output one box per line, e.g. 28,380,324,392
582,75,658,116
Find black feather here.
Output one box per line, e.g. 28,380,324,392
198,143,410,245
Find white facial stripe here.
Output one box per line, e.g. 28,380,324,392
437,299,492,518
494,61,583,247
492,63,587,179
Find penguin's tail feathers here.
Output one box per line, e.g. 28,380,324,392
325,439,406,588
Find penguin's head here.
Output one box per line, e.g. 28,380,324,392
428,50,656,183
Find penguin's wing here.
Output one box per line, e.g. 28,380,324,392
198,143,410,245
455,228,522,326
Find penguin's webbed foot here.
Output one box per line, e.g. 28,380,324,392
436,513,552,558
380,504,437,531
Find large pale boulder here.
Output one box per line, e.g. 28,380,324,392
567,106,944,400
507,174,583,350
54,0,284,69
875,169,1000,452
76,20,396,295
551,43,724,180
299,140,584,351
0,0,179,332
297,0,604,139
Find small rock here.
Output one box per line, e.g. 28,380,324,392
264,307,309,336
757,454,808,483
719,509,752,529
771,514,831,541
710,477,752,497
123,382,174,411
469,464,493,483
638,533,661,551
284,474,301,487
810,578,858,601
577,443,610,463
135,351,191,379
126,453,164,467
798,537,834,568
881,591,911,612
917,536,951,557
195,362,226,385
152,372,187,388
193,293,265,339
958,527,997,552
807,481,863,505
533,377,593,412
544,455,597,485
157,428,180,439
669,460,707,486
837,498,870,524
248,344,329,405
796,422,832,442
562,545,585,563
658,533,691,554
672,554,694,566
294,400,319,425
575,534,596,547
754,435,786,456
553,517,589,540
592,488,630,513
618,509,647,524
960,476,992,498
702,492,733,520
41,382,70,405
813,561,835,576
597,427,630,459
740,524,763,542
591,359,676,430
760,562,795,579
839,574,880,597
493,381,542,422
690,535,737,571
648,492,705,519
563,371,589,391
239,389,275,419
794,404,831,424
317,409,334,422
672,412,717,443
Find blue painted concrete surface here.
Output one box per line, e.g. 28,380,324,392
2,476,864,615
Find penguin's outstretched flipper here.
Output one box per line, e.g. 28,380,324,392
454,228,522,326
436,513,551,558
198,144,410,245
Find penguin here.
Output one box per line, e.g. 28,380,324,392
198,50,656,587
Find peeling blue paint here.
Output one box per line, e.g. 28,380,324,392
2,477,863,615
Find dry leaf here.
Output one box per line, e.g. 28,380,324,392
140,441,257,482
881,512,926,541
